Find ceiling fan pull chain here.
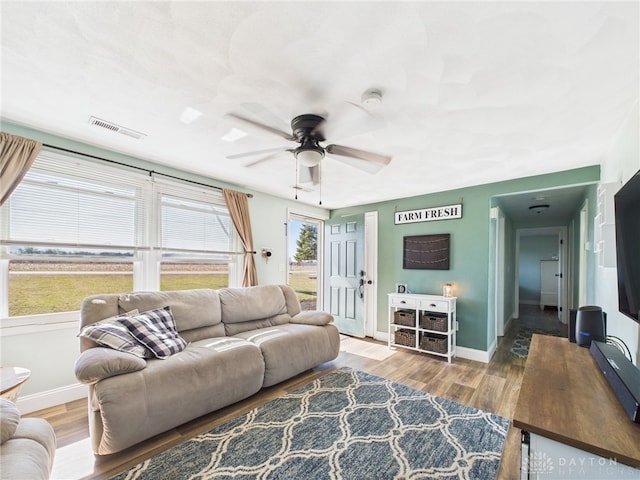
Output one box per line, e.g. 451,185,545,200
319,162,322,206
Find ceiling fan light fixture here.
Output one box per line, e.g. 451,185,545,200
295,148,324,167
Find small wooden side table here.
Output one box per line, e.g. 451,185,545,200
0,367,31,402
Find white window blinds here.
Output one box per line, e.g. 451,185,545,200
0,150,149,250
156,181,232,256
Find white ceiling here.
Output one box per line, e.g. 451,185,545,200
1,1,638,210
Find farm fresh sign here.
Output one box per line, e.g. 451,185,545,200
394,204,462,225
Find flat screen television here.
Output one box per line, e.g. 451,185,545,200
614,169,640,323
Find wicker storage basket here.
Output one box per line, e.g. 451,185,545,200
394,329,416,347
420,312,447,332
394,310,416,327
420,334,447,354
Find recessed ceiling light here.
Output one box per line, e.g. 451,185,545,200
179,107,202,125
221,127,248,142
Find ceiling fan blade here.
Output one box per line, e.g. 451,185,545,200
328,155,386,174
225,112,295,141
226,146,291,160
298,165,320,185
325,144,392,166
244,150,291,168
240,102,290,130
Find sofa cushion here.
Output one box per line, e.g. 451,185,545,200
279,284,302,317
219,285,287,324
0,417,56,480
234,323,340,387
290,310,334,326
222,314,291,336
75,347,147,384
91,337,265,455
118,289,222,333
120,307,188,359
78,310,153,358
0,399,20,444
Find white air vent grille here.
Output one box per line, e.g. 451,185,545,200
88,117,146,140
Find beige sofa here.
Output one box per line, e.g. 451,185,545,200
0,398,56,480
74,284,340,455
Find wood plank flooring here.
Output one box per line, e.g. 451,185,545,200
27,312,553,480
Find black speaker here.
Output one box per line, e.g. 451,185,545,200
569,308,607,343
575,305,606,347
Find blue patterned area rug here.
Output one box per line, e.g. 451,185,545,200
111,368,510,480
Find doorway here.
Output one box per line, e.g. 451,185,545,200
515,227,568,325
287,210,325,310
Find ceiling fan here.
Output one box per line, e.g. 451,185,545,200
225,112,392,186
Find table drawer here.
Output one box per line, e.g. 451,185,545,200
390,296,417,308
419,300,449,313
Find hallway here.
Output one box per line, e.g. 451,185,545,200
517,303,567,336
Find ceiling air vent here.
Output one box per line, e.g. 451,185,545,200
88,116,146,140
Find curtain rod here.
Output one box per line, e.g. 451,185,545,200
42,143,253,198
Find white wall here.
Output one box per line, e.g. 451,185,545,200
250,192,326,286
596,102,640,364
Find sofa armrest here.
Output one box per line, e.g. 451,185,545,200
74,347,147,384
290,311,334,326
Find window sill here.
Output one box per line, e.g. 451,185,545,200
0,311,79,337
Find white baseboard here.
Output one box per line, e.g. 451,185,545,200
375,330,493,364
373,330,388,343
456,345,494,363
503,314,515,334
17,383,87,415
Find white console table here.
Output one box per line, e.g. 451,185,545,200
388,293,456,362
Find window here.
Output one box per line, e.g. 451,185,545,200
0,150,238,320
157,186,234,291
7,257,134,317
287,211,324,310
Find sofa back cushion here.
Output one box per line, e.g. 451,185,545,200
219,285,292,335
278,284,302,317
118,289,219,330
79,289,225,352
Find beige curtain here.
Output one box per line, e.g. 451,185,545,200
0,132,42,206
223,188,258,287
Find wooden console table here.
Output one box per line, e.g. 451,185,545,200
513,335,640,478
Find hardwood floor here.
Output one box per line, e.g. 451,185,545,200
27,315,544,480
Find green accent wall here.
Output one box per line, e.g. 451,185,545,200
331,166,600,352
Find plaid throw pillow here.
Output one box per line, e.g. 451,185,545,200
121,306,187,359
79,311,153,359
